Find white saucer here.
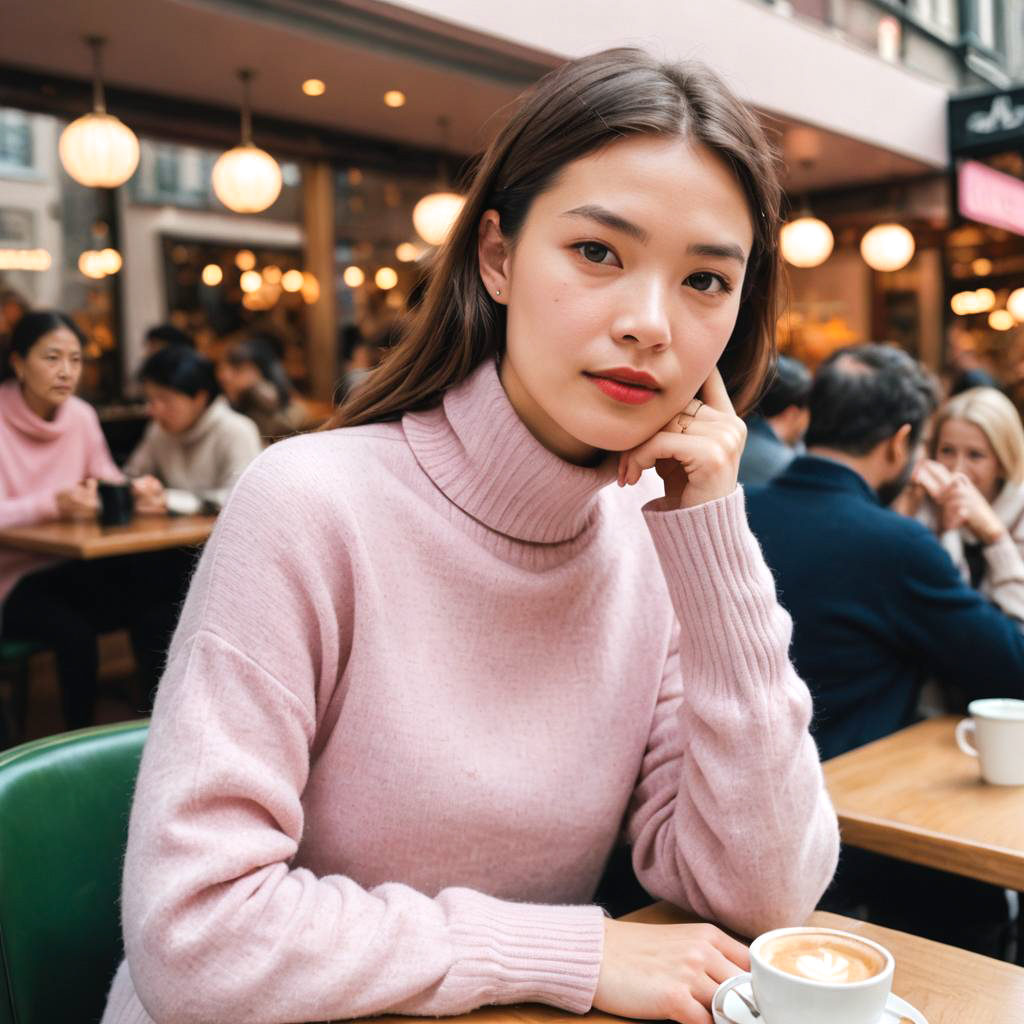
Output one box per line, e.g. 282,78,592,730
712,974,928,1024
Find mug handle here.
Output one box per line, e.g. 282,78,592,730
955,718,979,758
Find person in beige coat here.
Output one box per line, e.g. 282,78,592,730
912,387,1024,626
126,346,262,515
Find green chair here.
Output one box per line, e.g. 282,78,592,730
0,721,148,1024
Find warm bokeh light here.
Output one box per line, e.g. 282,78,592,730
972,258,993,276
0,248,51,271
240,270,262,293
860,223,915,272
59,112,140,188
1007,287,1024,322
77,250,107,279
989,310,1015,331
235,249,256,271
412,192,465,246
951,288,996,316
302,79,326,97
262,264,282,284
375,266,399,290
384,90,406,108
212,145,283,213
201,263,224,286
97,248,122,275
343,265,365,288
780,217,834,269
301,272,320,304
281,269,304,292
395,242,420,262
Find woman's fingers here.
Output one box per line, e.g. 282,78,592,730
667,992,714,1024
621,420,743,486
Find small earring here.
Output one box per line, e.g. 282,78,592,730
495,289,501,297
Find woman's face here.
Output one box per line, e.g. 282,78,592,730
484,134,754,463
935,417,1004,502
217,360,260,404
143,381,209,435
11,327,82,416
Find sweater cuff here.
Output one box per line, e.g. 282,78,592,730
984,530,1024,585
34,491,60,523
439,888,605,1013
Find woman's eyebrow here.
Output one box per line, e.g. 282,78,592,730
688,242,747,266
562,205,648,243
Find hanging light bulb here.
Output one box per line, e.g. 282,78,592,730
780,216,834,268
413,116,465,246
860,223,915,272
212,70,282,214
58,36,140,188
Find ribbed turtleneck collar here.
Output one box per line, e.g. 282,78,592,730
178,395,230,446
403,360,617,544
0,378,74,442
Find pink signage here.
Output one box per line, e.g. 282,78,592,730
959,159,1024,237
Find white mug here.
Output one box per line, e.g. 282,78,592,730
955,698,1024,785
748,927,894,1024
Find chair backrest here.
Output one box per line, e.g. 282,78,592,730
0,721,148,1024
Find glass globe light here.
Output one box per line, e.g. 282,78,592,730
780,217,834,268
59,112,139,188
860,223,915,272
212,145,282,214
412,192,464,246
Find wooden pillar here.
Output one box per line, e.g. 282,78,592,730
303,160,337,402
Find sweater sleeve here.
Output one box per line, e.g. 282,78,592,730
123,424,157,478
0,489,59,528
625,487,839,939
120,446,604,1024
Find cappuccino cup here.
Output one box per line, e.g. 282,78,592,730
749,927,893,1024
955,698,1024,785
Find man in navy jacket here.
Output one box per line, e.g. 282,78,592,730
746,343,1024,954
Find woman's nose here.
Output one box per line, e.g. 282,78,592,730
613,281,672,350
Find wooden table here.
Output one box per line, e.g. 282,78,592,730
824,716,1024,890
0,515,215,560
370,902,1024,1024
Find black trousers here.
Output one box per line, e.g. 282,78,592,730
819,845,1012,959
1,549,196,729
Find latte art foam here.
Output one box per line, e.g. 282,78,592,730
760,933,886,984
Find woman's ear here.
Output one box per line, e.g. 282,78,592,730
477,210,510,304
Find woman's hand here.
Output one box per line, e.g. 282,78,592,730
618,368,746,510
593,919,750,1024
131,475,167,516
55,479,99,521
939,472,1006,544
896,459,951,519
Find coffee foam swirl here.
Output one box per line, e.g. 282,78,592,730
793,950,854,982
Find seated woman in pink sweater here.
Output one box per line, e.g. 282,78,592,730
103,50,839,1024
0,311,169,726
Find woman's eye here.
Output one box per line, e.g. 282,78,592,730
686,272,730,294
574,242,618,266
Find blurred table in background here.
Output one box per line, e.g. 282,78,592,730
0,515,215,560
824,716,1024,889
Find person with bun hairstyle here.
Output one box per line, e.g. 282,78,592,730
0,311,162,727
125,345,262,514
103,50,838,1024
912,386,1024,625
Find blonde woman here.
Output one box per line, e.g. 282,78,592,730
914,387,1024,624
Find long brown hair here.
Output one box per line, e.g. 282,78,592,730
329,48,782,430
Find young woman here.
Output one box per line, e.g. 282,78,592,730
0,311,159,726
217,336,305,442
914,386,1024,624
103,50,839,1024
125,346,262,514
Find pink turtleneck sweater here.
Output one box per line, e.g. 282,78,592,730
0,379,120,604
102,360,838,1024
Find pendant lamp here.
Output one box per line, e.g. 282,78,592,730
58,36,140,188
412,116,465,246
212,70,282,214
780,215,834,268
860,223,915,272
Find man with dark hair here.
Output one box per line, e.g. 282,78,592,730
738,354,811,486
143,323,195,359
746,343,1024,955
